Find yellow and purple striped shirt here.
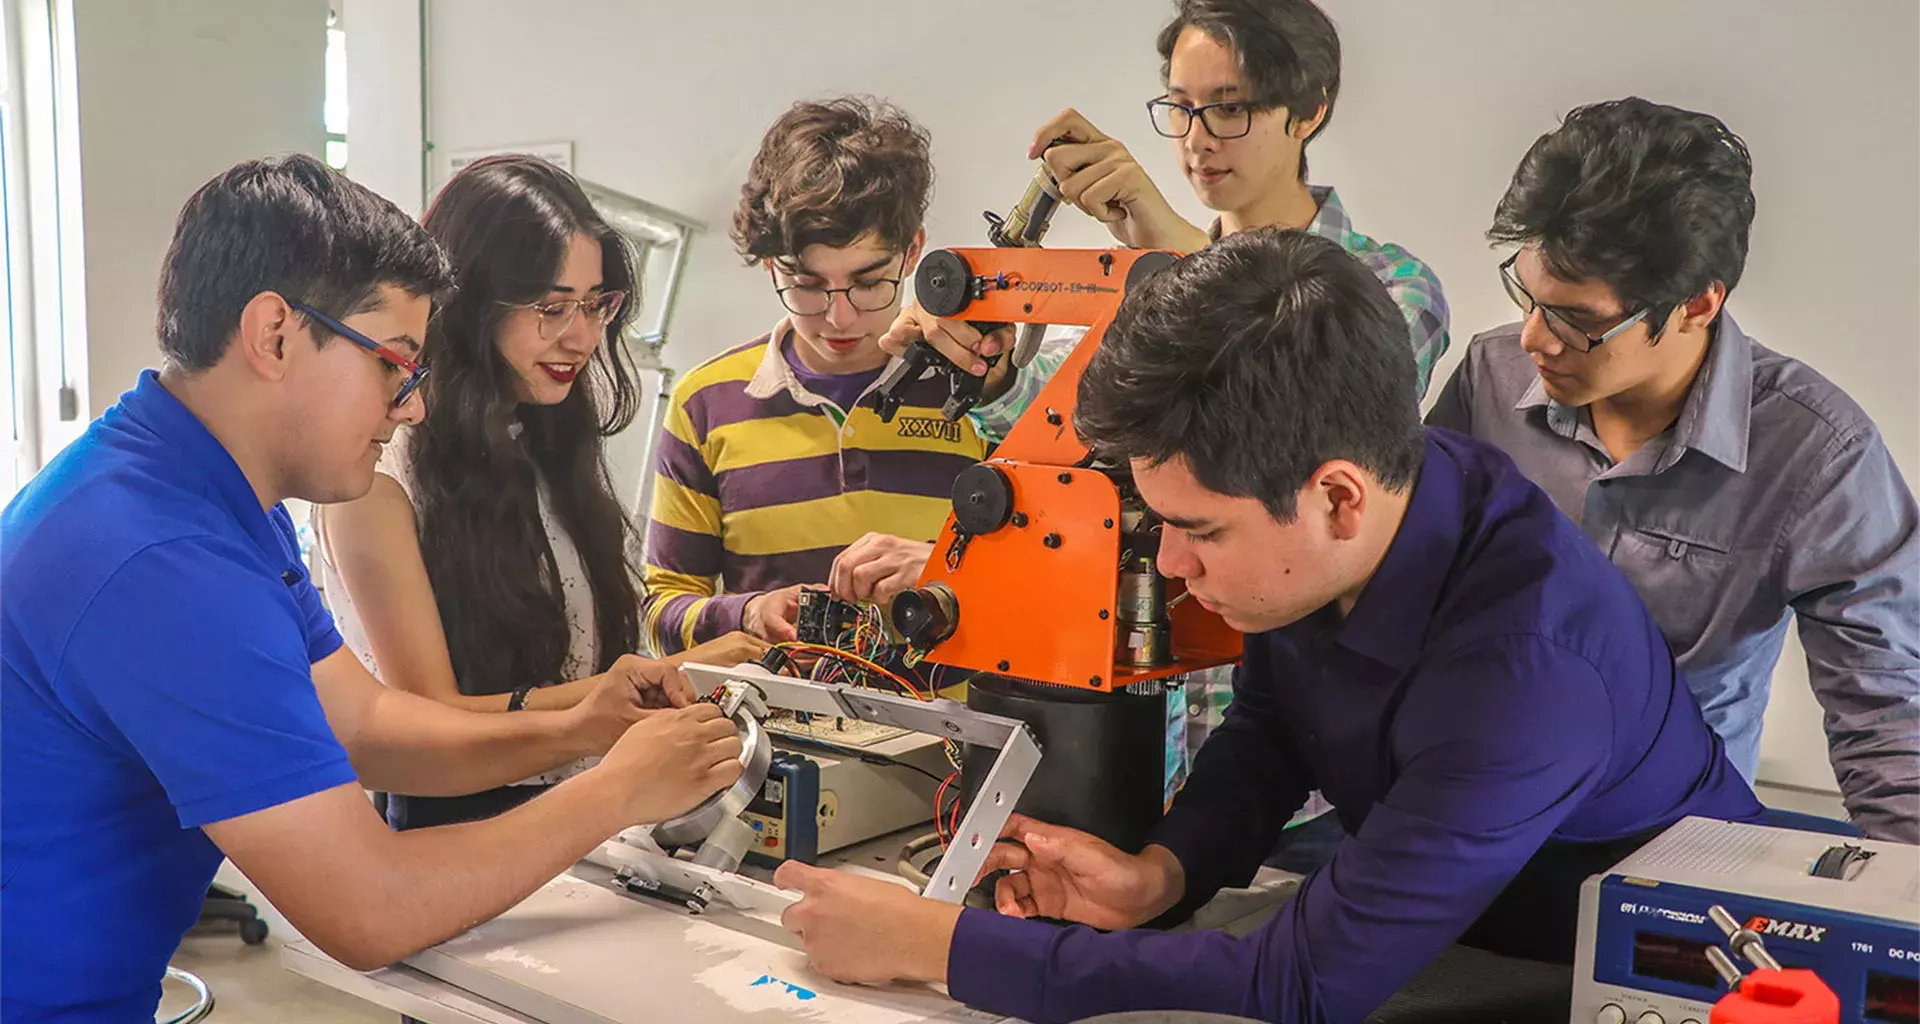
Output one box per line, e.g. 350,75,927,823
642,321,989,654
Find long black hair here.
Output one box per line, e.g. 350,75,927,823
412,155,643,696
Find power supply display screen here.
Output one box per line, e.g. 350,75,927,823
1632,931,1720,989
1867,970,1920,1024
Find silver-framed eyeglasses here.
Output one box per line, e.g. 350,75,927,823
504,289,627,341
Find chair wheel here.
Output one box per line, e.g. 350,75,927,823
240,918,269,945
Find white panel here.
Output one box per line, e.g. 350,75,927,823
70,0,328,415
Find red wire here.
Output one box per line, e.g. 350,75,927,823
775,642,925,699
934,772,958,845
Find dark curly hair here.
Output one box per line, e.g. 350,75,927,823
1156,0,1342,179
731,96,933,262
1490,97,1755,332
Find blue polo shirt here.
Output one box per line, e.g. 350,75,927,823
1,371,357,1021
946,428,1762,1024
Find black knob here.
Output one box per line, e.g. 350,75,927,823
951,464,1014,535
916,250,977,318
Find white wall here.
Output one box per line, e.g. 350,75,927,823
71,0,327,416
416,0,1920,796
422,0,1186,496
341,0,423,217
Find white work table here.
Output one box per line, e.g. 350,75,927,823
282,827,1304,1024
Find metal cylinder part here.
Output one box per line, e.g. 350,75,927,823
1117,559,1166,625
1116,552,1173,667
1705,944,1745,990
1120,622,1173,668
988,165,1063,249
892,582,960,649
1710,903,1783,972
689,813,757,873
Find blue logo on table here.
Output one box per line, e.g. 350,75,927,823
750,975,817,1001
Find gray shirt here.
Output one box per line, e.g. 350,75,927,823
1427,315,1919,842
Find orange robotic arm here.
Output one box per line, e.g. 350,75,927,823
888,247,1243,692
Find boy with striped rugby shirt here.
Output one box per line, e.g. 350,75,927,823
642,97,990,653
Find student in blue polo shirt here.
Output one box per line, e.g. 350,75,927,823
767,229,1764,1024
0,155,746,1022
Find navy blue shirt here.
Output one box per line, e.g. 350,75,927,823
1,371,356,1021
946,428,1762,1024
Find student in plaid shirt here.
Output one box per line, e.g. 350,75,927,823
888,0,1451,448
880,0,1451,804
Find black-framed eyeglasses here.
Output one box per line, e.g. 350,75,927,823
1146,97,1258,140
1499,253,1652,353
769,256,906,317
502,289,628,342
289,301,429,407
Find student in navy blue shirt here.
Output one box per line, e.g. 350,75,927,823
0,155,746,1022
770,229,1763,1023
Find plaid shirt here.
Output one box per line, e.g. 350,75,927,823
967,330,1077,443
1285,186,1451,393
1189,189,1452,763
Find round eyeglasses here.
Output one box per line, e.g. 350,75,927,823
770,257,907,317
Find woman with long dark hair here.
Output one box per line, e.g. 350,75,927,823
316,155,762,830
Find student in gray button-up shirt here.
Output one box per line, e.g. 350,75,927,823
1427,97,1919,843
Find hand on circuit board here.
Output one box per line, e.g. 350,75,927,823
743,585,803,643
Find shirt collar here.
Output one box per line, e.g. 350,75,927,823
118,369,299,570
1303,185,1351,246
1206,185,1345,243
1667,314,1752,473
1331,433,1459,673
1512,314,1753,473
746,318,825,406
746,318,860,411
1513,372,1579,440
